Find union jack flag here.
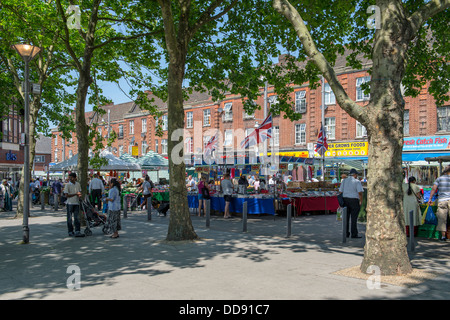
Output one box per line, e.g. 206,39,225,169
240,114,273,149
204,132,219,156
315,123,328,156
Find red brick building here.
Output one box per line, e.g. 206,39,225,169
51,55,449,167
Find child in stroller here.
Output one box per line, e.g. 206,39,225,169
81,199,107,236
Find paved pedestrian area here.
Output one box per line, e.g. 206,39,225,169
0,205,448,300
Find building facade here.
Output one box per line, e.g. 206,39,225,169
51,56,449,167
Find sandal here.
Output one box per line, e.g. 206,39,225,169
110,235,120,238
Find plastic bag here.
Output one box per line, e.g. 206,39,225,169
336,207,344,221
421,205,437,225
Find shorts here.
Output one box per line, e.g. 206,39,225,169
198,194,204,200
224,194,232,203
436,199,450,232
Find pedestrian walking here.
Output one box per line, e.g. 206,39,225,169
428,165,450,241
221,173,233,219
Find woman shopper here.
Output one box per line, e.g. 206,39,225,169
428,165,450,241
105,178,122,238
402,176,422,236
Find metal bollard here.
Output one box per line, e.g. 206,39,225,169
40,192,45,210
147,197,152,221
408,210,415,252
54,194,58,211
206,199,210,228
342,207,348,243
243,201,247,232
286,204,292,237
123,195,128,219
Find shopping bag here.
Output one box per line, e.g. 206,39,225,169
421,205,437,225
336,207,344,221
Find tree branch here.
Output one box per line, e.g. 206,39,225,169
273,0,367,123
409,0,450,34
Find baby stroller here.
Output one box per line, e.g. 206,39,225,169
81,198,107,236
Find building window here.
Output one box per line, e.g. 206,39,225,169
34,155,45,163
142,141,148,155
54,149,58,162
119,145,123,156
324,83,336,105
129,120,134,134
295,91,307,113
161,139,168,154
243,109,254,120
403,110,409,136
437,106,450,132
142,118,147,133
162,115,168,131
118,125,124,138
356,121,367,138
273,126,279,146
325,117,336,140
203,109,211,126
295,123,306,145
54,135,58,146
155,139,159,153
224,130,233,147
223,103,232,122
203,135,210,151
69,150,73,158
356,76,371,101
185,137,193,154
186,112,193,128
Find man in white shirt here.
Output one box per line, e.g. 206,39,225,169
339,168,364,238
89,174,104,211
64,172,83,237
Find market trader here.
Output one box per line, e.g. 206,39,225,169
339,168,364,238
89,174,105,211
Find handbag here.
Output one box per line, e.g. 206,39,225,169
201,185,211,200
337,193,345,208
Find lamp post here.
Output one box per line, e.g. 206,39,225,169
11,44,41,244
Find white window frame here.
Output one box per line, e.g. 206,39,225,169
129,120,134,135
118,125,124,138
223,103,233,122
273,126,279,146
162,115,168,131
295,123,306,145
224,130,233,147
437,106,450,132
161,139,168,154
324,83,336,105
142,118,147,133
403,110,409,136
295,91,307,113
356,121,367,138
34,155,45,163
203,109,211,126
356,76,371,101
325,117,336,140
141,140,148,155
186,112,193,128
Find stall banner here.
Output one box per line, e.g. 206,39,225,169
403,135,450,151
132,146,139,156
319,141,369,157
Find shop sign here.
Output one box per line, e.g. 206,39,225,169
403,135,450,151
266,151,309,158
322,141,369,157
6,150,17,161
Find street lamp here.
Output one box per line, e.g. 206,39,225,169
11,44,41,244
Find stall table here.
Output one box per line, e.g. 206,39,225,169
291,196,339,216
188,194,275,215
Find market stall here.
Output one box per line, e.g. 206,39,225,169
187,192,275,215
285,181,340,216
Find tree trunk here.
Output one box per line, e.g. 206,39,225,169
75,72,92,199
166,59,198,241
360,8,414,275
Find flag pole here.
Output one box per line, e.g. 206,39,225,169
321,76,327,213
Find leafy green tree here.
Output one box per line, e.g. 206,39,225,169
0,0,75,217
272,0,449,275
